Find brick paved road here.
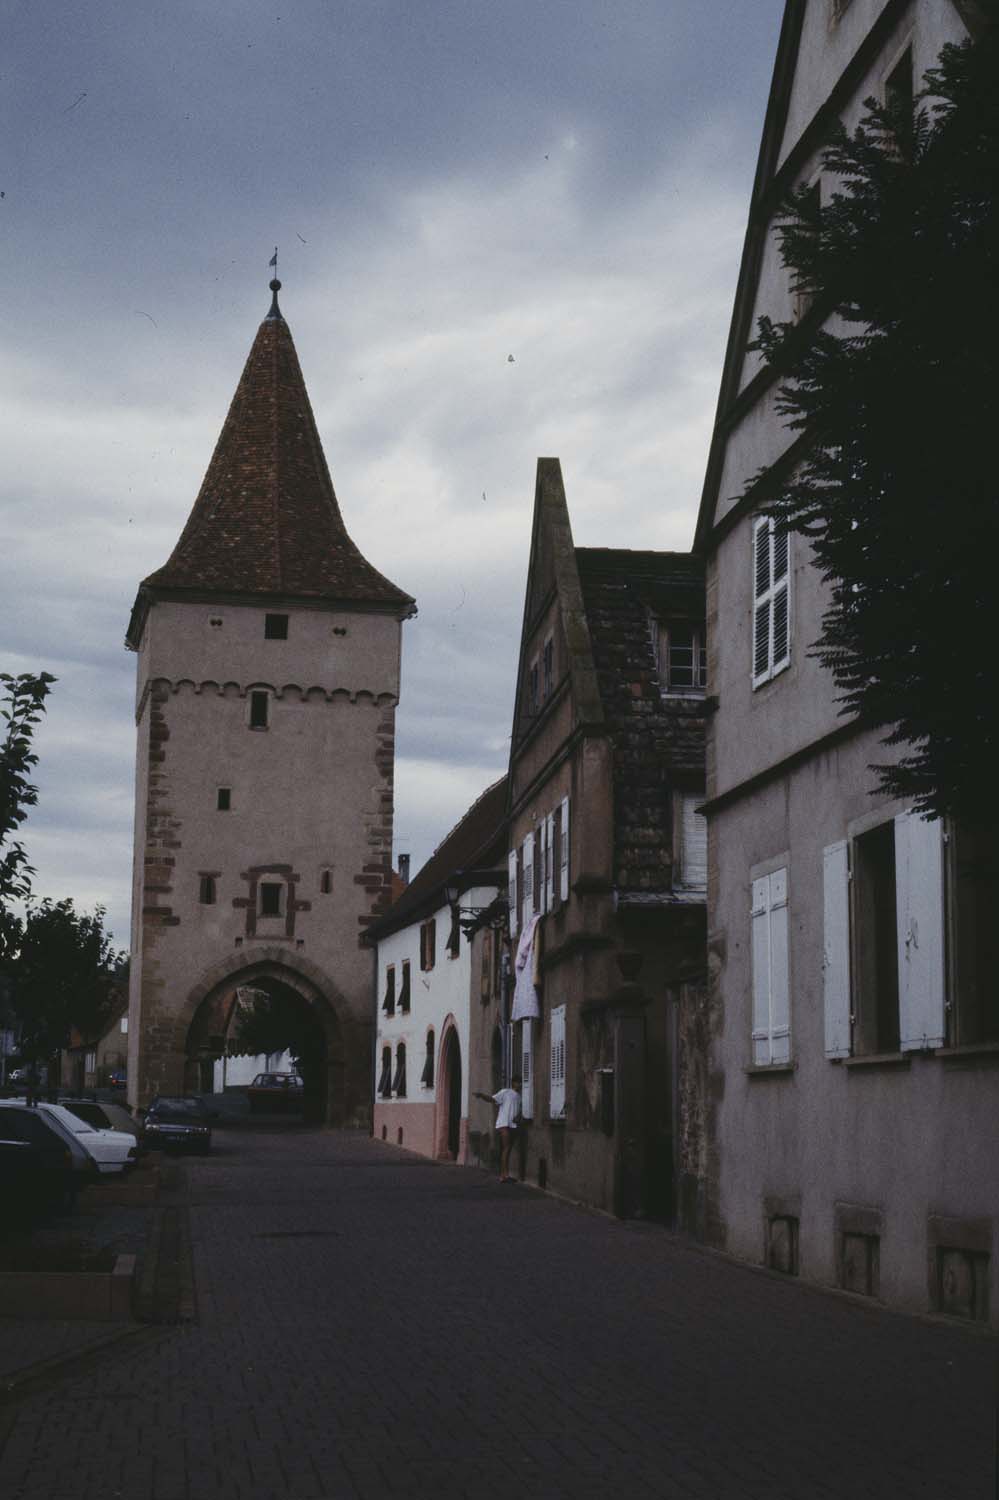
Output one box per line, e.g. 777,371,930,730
1,1128,995,1499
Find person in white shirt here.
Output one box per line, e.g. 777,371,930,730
474,1075,521,1183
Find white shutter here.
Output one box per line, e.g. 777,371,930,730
521,1021,533,1119
752,518,771,685
559,796,570,902
769,868,790,1064
823,841,852,1059
521,835,533,931
895,813,946,1051
771,527,791,673
544,812,555,912
549,1004,566,1119
680,794,707,891
750,877,772,1065
508,849,518,939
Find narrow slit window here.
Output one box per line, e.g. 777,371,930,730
264,613,289,640
217,788,231,811
319,868,332,894
199,875,216,906
249,691,269,729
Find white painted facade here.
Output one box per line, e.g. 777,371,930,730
373,888,495,1161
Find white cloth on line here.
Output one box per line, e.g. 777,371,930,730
511,913,541,1021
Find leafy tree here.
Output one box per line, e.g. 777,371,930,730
0,672,56,954
8,899,125,1063
750,29,998,824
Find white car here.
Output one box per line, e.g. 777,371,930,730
28,1102,138,1175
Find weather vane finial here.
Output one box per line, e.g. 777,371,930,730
266,246,282,320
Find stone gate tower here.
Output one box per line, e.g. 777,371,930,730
125,280,414,1123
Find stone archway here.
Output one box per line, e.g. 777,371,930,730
176,946,355,1125
434,1019,464,1162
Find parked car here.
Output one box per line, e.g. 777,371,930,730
143,1096,213,1153
0,1110,77,1212
0,1100,97,1193
247,1072,305,1115
59,1097,146,1151
0,1102,137,1175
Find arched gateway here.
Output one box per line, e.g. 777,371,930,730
124,280,415,1123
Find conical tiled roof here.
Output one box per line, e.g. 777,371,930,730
129,290,413,643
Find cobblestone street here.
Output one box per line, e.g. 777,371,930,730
1,1127,994,1499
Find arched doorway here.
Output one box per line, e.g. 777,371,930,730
177,949,349,1125
435,1024,463,1161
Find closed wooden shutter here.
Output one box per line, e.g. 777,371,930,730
522,836,534,931
769,868,791,1063
823,841,852,1058
750,869,790,1065
559,797,570,902
751,877,772,1065
752,517,791,685
521,1021,533,1120
680,794,707,891
549,1004,566,1119
544,813,555,912
508,850,518,938
895,812,946,1050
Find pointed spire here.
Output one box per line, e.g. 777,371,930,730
128,293,413,643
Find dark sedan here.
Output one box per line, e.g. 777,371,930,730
143,1096,213,1153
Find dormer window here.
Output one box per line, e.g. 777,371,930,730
265,613,289,640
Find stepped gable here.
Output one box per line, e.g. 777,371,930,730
131,287,413,634
575,547,706,893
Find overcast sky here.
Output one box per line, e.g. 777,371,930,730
3,0,784,947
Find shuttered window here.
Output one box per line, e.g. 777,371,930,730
392,1043,407,1098
420,1031,435,1089
377,1047,392,1098
544,812,556,912
521,1021,533,1120
895,813,945,1051
508,850,519,938
399,960,411,1013
522,836,534,931
823,842,852,1059
679,794,707,892
382,966,396,1016
549,1004,566,1119
559,797,570,903
823,817,946,1059
752,517,791,687
750,869,790,1065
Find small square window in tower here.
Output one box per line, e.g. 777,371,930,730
259,882,282,918
264,613,289,640
249,691,269,729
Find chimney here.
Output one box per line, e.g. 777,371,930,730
397,854,410,886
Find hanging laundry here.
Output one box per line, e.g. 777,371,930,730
511,913,541,1021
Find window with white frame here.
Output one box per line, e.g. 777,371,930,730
823,812,945,1060
752,517,791,686
549,1004,566,1119
521,834,534,931
751,868,791,1065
